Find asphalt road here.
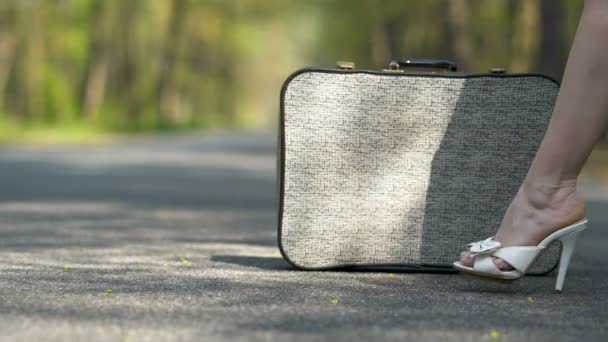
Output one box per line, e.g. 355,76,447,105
0,131,606,342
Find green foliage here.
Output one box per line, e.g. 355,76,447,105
0,0,584,142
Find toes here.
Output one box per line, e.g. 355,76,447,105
492,257,514,271
459,252,514,271
459,251,474,267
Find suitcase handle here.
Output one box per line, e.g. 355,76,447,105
389,58,458,72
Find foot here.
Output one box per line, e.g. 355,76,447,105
459,179,586,271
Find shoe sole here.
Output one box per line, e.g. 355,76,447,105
455,265,518,284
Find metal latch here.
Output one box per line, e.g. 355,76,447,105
336,61,355,70
489,68,506,74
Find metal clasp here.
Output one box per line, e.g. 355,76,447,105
489,68,506,74
336,61,355,70
383,61,403,72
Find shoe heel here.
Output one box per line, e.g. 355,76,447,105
555,227,585,292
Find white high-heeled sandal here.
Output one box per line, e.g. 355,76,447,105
453,219,587,292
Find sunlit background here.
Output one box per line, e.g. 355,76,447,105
0,0,588,138
0,0,605,180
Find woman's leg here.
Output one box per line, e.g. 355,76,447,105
461,0,608,269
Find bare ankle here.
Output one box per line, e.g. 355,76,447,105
519,177,585,221
523,175,576,192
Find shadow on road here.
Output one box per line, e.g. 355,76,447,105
211,255,293,270
0,131,606,341
0,132,279,251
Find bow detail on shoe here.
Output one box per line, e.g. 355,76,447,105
466,237,501,255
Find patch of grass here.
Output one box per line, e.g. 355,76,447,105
0,117,113,145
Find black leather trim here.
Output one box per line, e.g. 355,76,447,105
277,67,560,274
395,58,458,71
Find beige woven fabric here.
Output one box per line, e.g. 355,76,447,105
280,70,560,273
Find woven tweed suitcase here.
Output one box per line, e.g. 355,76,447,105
278,59,561,274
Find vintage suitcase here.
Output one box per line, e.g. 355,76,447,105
277,59,561,274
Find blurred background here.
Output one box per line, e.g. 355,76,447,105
0,0,593,143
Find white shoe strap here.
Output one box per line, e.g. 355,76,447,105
492,246,543,273
473,254,509,277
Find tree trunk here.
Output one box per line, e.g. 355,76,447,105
366,2,391,68
15,4,45,120
81,58,109,121
537,0,565,80
505,0,518,66
382,18,402,64
80,1,110,121
117,0,143,128
445,0,472,71
510,0,540,72
157,0,188,124
0,31,15,109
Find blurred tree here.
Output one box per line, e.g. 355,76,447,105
81,0,111,120
510,0,540,72
116,0,145,128
445,0,472,70
0,0,592,137
0,2,16,111
13,1,47,120
157,0,188,123
537,0,566,80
